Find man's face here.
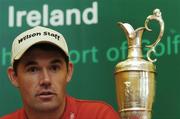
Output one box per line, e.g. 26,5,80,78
8,47,73,112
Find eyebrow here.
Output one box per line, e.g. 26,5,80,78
23,58,63,67
24,61,38,67
50,59,63,64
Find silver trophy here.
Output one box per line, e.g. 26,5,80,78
114,9,164,119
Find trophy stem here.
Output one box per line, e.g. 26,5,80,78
121,110,151,119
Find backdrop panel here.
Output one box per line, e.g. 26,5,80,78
0,0,180,119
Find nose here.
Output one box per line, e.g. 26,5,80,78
39,68,51,88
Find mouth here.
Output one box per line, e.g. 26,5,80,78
36,91,56,100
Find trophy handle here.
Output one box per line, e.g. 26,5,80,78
144,9,164,62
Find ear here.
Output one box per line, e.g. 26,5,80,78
66,62,74,83
7,66,19,88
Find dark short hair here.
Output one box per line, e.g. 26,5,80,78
13,43,69,75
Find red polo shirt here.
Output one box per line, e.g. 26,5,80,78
0,96,120,119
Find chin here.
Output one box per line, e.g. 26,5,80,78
32,102,60,112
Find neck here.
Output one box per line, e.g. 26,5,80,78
24,98,66,119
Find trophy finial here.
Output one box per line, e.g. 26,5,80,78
153,9,161,17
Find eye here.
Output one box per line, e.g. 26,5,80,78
26,66,40,73
49,64,61,72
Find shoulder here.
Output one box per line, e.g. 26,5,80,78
67,96,120,119
0,109,24,119
72,96,114,110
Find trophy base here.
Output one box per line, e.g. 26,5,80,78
120,110,151,119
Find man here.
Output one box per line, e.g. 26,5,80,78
1,26,120,119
